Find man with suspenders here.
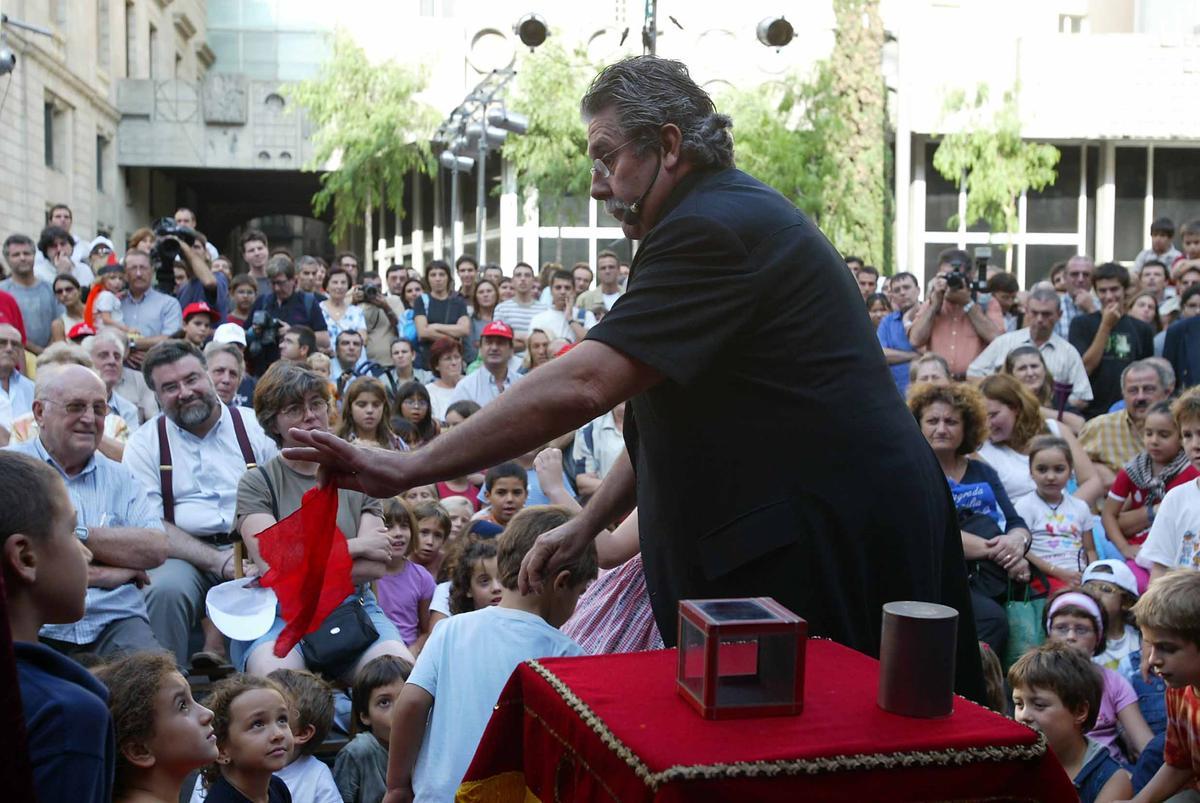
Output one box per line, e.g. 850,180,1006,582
123,340,277,668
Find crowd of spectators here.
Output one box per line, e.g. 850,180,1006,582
4,199,1200,803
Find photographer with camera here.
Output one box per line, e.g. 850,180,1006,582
353,271,402,366
160,219,229,318
909,248,1003,380
243,255,328,376
120,250,183,370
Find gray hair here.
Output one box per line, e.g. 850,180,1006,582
1027,287,1060,306
1121,358,1171,392
581,56,734,170
83,328,128,359
266,254,295,279
204,341,245,373
35,342,92,369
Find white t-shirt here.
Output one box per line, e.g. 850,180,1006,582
408,606,583,802
1095,624,1140,672
1014,492,1093,573
977,441,1037,505
430,580,451,617
528,307,597,343
1137,479,1200,572
602,290,622,310
190,753,341,802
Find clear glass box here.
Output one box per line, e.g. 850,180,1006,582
676,597,807,720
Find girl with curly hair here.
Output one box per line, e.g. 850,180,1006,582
96,651,218,802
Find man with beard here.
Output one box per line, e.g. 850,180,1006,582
122,340,277,668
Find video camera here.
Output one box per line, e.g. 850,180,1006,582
945,246,991,295
149,217,197,286
247,309,283,358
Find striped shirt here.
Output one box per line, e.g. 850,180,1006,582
562,553,664,655
9,437,163,645
493,298,548,337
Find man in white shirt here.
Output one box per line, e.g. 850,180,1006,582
529,269,596,344
576,250,624,313
0,323,34,421
493,262,547,350
32,204,92,284
123,340,278,667
967,287,1093,408
449,321,522,407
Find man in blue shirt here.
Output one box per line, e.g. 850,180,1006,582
9,364,168,657
3,449,115,803
244,256,328,374
877,271,920,394
121,250,183,370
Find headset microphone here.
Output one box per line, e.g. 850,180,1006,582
622,152,662,226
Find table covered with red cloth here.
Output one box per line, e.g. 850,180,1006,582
457,640,1075,802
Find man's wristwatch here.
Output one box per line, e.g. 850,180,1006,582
962,301,975,314
74,525,90,543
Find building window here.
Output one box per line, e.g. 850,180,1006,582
1059,15,1086,34
96,134,110,192
97,0,110,67
44,103,55,167
124,2,135,77
148,23,158,78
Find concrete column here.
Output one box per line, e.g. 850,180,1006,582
893,40,910,275
521,188,539,272
1095,141,1115,262
1077,145,1088,255
1144,145,1155,252
411,177,425,273
908,136,927,278
500,158,518,269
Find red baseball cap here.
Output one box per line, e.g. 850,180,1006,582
182,301,217,322
68,322,97,341
480,320,514,340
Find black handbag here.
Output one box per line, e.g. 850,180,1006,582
257,466,378,679
959,509,1010,600
299,597,378,679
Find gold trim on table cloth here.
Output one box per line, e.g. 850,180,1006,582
524,658,1049,793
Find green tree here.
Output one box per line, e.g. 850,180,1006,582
723,0,889,269
501,40,596,224
288,29,440,243
818,0,889,269
932,85,1060,235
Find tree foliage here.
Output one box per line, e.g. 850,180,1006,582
288,29,440,242
724,0,888,268
501,40,596,224
933,85,1060,235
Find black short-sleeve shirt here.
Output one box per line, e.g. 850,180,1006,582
413,294,468,368
586,167,983,701
1068,313,1155,417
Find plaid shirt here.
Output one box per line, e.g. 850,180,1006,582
1078,409,1143,474
8,437,163,645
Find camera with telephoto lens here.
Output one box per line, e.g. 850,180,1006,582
945,246,991,296
247,309,283,358
363,284,379,302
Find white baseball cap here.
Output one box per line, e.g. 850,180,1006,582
206,577,277,641
1082,559,1139,598
213,322,247,346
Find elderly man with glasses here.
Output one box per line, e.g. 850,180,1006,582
7,363,168,658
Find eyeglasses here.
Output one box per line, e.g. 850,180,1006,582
54,286,77,295
43,399,109,418
1049,623,1095,638
1084,580,1122,596
0,338,21,349
280,397,329,419
401,397,429,408
590,140,633,178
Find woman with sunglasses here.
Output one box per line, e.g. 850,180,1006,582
49,275,86,343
